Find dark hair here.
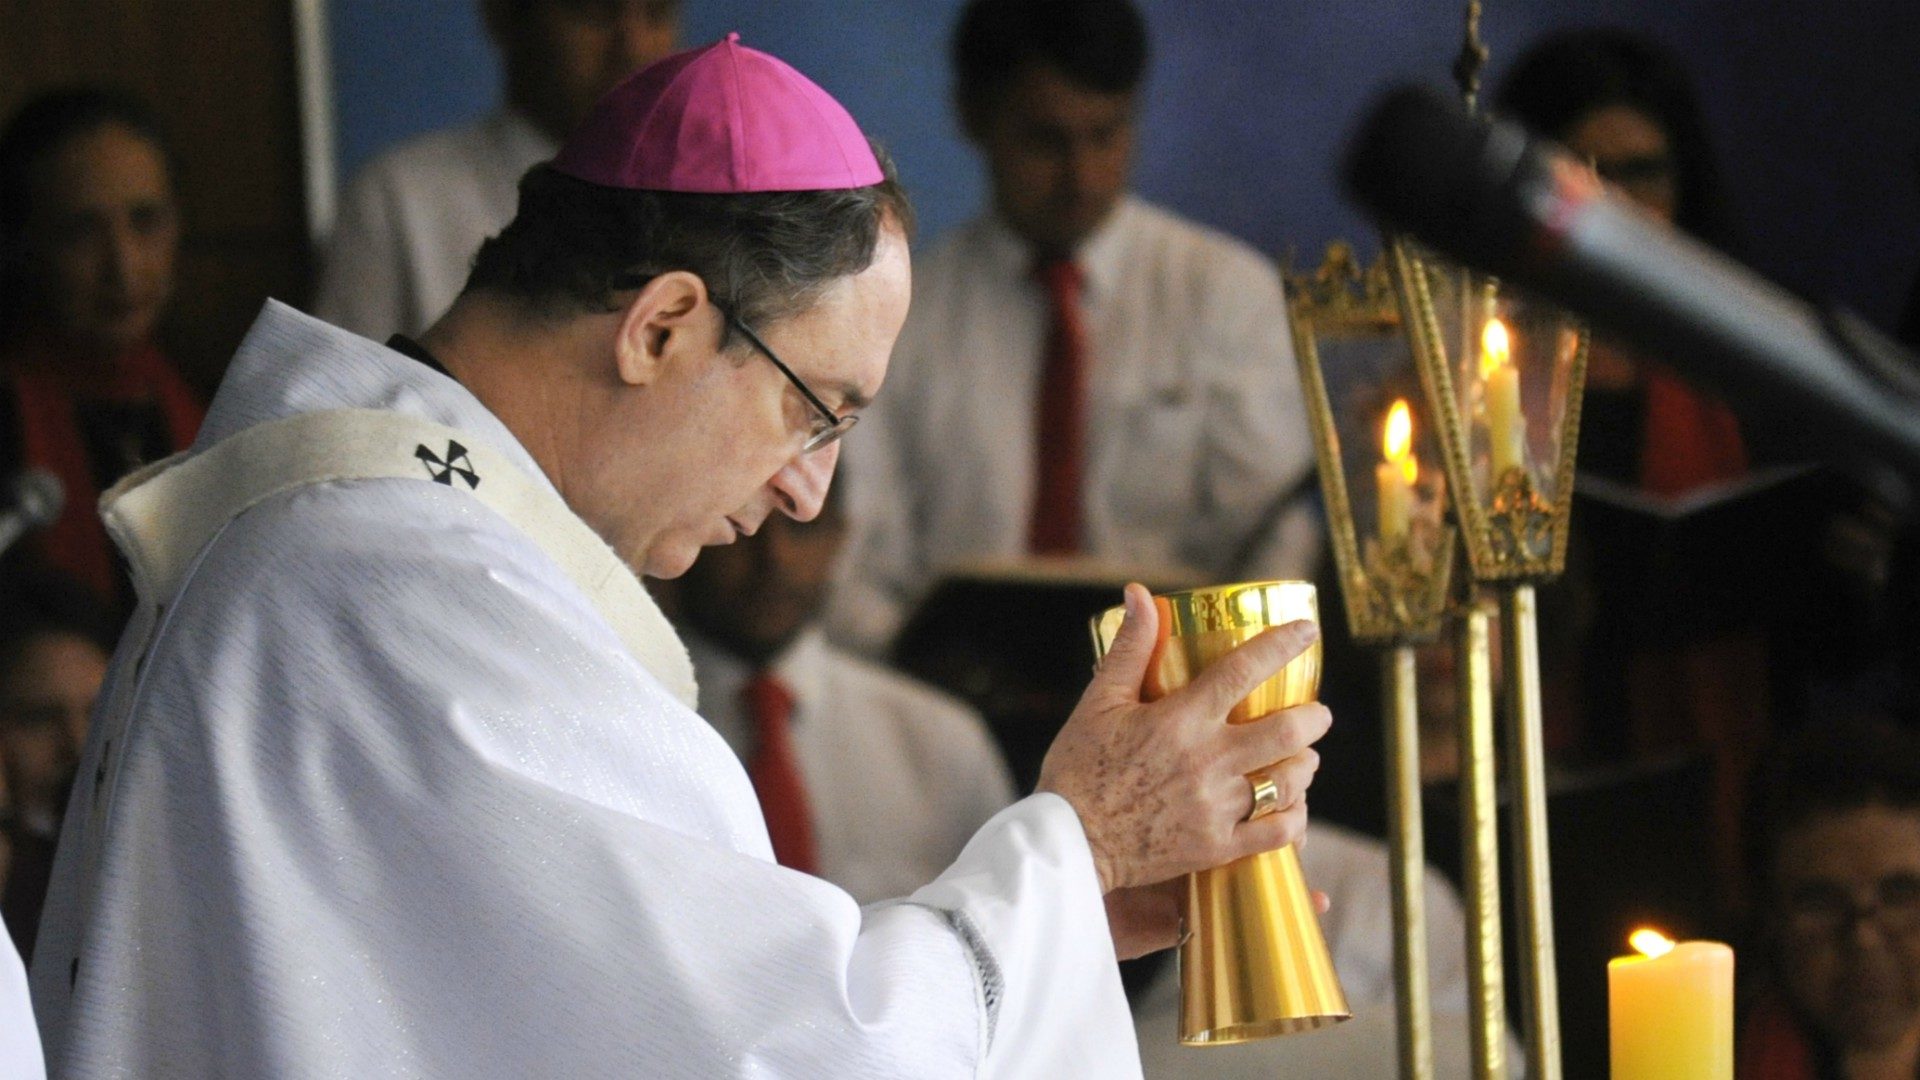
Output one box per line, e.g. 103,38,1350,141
464,140,912,341
1494,28,1734,249
0,561,116,678
952,0,1149,110
1746,709,1920,895
0,87,174,337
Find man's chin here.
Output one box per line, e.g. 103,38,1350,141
640,542,702,581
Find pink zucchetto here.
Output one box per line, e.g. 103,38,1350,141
551,32,884,194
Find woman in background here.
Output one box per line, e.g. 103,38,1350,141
1497,28,1747,495
1497,29,1775,906
0,88,202,613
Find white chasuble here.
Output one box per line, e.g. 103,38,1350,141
30,302,1139,1078
0,920,43,1079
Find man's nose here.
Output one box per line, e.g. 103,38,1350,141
770,441,838,522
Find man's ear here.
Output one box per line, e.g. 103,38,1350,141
613,270,709,388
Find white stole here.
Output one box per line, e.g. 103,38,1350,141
100,407,696,707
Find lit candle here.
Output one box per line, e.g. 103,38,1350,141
1480,318,1525,478
1376,399,1417,542
1608,928,1733,1080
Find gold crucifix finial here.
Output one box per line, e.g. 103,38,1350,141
1283,241,1400,332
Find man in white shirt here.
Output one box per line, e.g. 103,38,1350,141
669,487,1018,904
33,37,1334,1077
830,0,1320,653
313,0,680,340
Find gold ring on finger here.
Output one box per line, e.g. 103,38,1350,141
1246,772,1283,822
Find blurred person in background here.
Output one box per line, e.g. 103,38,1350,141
0,89,203,613
1496,30,1880,908
314,0,681,340
1743,713,1920,1080
828,0,1319,656
1497,27,1747,498
0,564,113,962
665,485,1017,903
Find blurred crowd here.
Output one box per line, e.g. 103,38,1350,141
3,2,1917,1077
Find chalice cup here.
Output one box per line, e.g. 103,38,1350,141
1092,580,1350,1044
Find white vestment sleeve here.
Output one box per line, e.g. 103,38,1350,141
912,795,1139,1079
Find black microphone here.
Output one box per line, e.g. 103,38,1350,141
1341,84,1920,477
0,469,64,558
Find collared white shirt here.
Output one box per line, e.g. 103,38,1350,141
829,197,1321,652
683,628,1018,905
313,109,557,340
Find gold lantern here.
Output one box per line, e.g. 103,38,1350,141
1387,19,1593,1056
1289,5,1587,1078
1395,244,1589,1080
1288,240,1461,1080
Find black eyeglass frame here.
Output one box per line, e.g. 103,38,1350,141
718,306,856,454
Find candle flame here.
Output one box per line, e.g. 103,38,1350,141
1479,318,1512,379
1383,398,1414,469
1630,928,1676,959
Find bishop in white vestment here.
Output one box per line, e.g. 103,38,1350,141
31,34,1333,1079
33,300,1136,1077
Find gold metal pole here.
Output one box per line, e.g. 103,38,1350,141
1456,601,1507,1079
1501,584,1562,1080
1383,646,1433,1080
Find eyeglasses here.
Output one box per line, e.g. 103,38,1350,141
1588,152,1677,201
1780,873,1920,940
720,307,857,454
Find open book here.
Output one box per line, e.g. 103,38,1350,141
890,557,1202,793
1572,463,1837,636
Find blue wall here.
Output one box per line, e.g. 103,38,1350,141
330,0,1920,331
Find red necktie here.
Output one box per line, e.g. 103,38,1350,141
1029,257,1089,554
743,672,818,874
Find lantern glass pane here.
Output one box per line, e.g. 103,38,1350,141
1318,330,1447,573
1421,261,1585,565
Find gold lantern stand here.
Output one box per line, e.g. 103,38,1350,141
1395,245,1590,1080
1392,6,1593,1065
1292,9,1589,1077
1289,243,1455,1080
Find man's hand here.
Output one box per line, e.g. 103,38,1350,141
1036,583,1330,949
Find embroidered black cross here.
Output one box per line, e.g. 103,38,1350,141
415,441,480,488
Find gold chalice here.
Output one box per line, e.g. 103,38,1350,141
1092,580,1350,1044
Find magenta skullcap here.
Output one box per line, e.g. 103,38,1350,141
551,32,884,194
